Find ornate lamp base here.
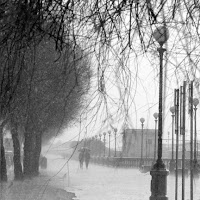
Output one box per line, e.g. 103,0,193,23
150,168,169,200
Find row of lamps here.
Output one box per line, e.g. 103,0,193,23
169,98,199,170
151,26,199,199
91,26,198,200
93,128,118,157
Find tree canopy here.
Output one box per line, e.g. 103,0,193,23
0,0,200,141
7,39,91,142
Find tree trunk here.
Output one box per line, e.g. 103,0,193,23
23,127,34,178
0,122,7,182
32,133,42,176
0,141,7,182
11,123,23,180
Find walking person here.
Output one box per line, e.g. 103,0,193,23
78,150,84,169
84,150,90,169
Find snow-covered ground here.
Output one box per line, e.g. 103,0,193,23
46,154,200,200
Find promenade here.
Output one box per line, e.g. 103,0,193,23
47,155,200,200
2,154,200,200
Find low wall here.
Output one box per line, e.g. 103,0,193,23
91,156,192,169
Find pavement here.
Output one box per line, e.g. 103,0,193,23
0,171,76,200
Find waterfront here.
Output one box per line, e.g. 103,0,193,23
47,155,200,200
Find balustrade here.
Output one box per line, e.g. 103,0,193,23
90,156,194,170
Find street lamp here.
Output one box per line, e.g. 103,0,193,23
193,98,199,165
146,126,148,159
114,128,117,157
153,113,158,162
150,26,169,200
103,132,106,157
108,130,111,157
99,133,102,157
140,117,145,167
169,106,175,172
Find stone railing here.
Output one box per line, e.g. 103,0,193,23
91,156,192,169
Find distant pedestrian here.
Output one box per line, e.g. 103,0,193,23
79,150,84,169
84,150,90,169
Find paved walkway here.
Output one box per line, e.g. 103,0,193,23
1,172,76,200
46,156,200,200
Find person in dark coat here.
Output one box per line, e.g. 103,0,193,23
84,150,90,169
79,150,84,169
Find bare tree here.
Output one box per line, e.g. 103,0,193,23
0,39,91,180
1,0,200,181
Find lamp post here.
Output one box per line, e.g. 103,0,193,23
193,98,199,166
146,127,148,159
108,130,111,157
153,113,158,162
140,117,145,167
150,26,169,200
169,106,175,172
114,128,117,157
103,132,106,157
99,133,102,157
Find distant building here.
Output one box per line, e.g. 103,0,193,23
122,129,156,158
